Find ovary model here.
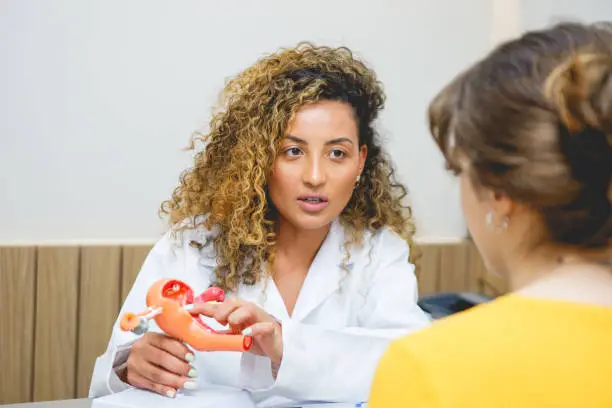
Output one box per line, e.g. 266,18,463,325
119,278,252,352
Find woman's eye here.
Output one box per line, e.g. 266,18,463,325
330,149,346,159
285,147,302,157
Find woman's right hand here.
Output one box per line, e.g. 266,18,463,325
121,332,197,398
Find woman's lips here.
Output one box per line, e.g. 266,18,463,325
296,195,329,213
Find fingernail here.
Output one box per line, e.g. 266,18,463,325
185,352,195,362
188,367,197,378
165,389,176,398
242,327,253,336
183,380,197,390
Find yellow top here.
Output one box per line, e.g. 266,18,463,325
370,294,612,408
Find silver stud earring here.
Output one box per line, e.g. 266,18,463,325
486,211,509,233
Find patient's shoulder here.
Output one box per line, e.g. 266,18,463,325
393,295,523,357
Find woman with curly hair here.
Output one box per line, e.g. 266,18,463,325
89,43,430,405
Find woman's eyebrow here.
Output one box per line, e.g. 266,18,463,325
284,136,354,145
284,135,307,144
325,137,353,145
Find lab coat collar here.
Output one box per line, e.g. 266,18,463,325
290,218,353,321
197,218,353,321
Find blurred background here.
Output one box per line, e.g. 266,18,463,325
1,0,611,405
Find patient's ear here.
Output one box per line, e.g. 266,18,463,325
488,190,514,219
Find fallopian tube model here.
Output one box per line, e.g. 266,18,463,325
119,278,253,352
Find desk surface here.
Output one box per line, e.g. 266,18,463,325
5,399,91,407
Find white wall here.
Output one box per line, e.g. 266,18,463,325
521,0,612,31
0,0,489,243
1,0,609,244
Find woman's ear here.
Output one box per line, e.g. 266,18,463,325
358,144,368,174
487,189,514,220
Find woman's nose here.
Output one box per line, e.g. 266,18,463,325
302,156,326,187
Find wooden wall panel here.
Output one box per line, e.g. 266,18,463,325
439,242,470,292
121,246,151,304
76,247,122,398
33,247,80,402
418,244,441,295
0,247,37,404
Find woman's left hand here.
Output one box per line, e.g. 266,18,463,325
189,298,283,364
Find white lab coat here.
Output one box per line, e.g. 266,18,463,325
89,218,431,406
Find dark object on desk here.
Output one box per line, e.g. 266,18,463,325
418,292,493,320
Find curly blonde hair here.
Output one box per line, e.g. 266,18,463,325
161,43,416,291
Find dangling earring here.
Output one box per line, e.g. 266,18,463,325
486,211,509,233
355,175,361,186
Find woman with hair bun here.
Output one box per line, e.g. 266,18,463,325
371,22,612,408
